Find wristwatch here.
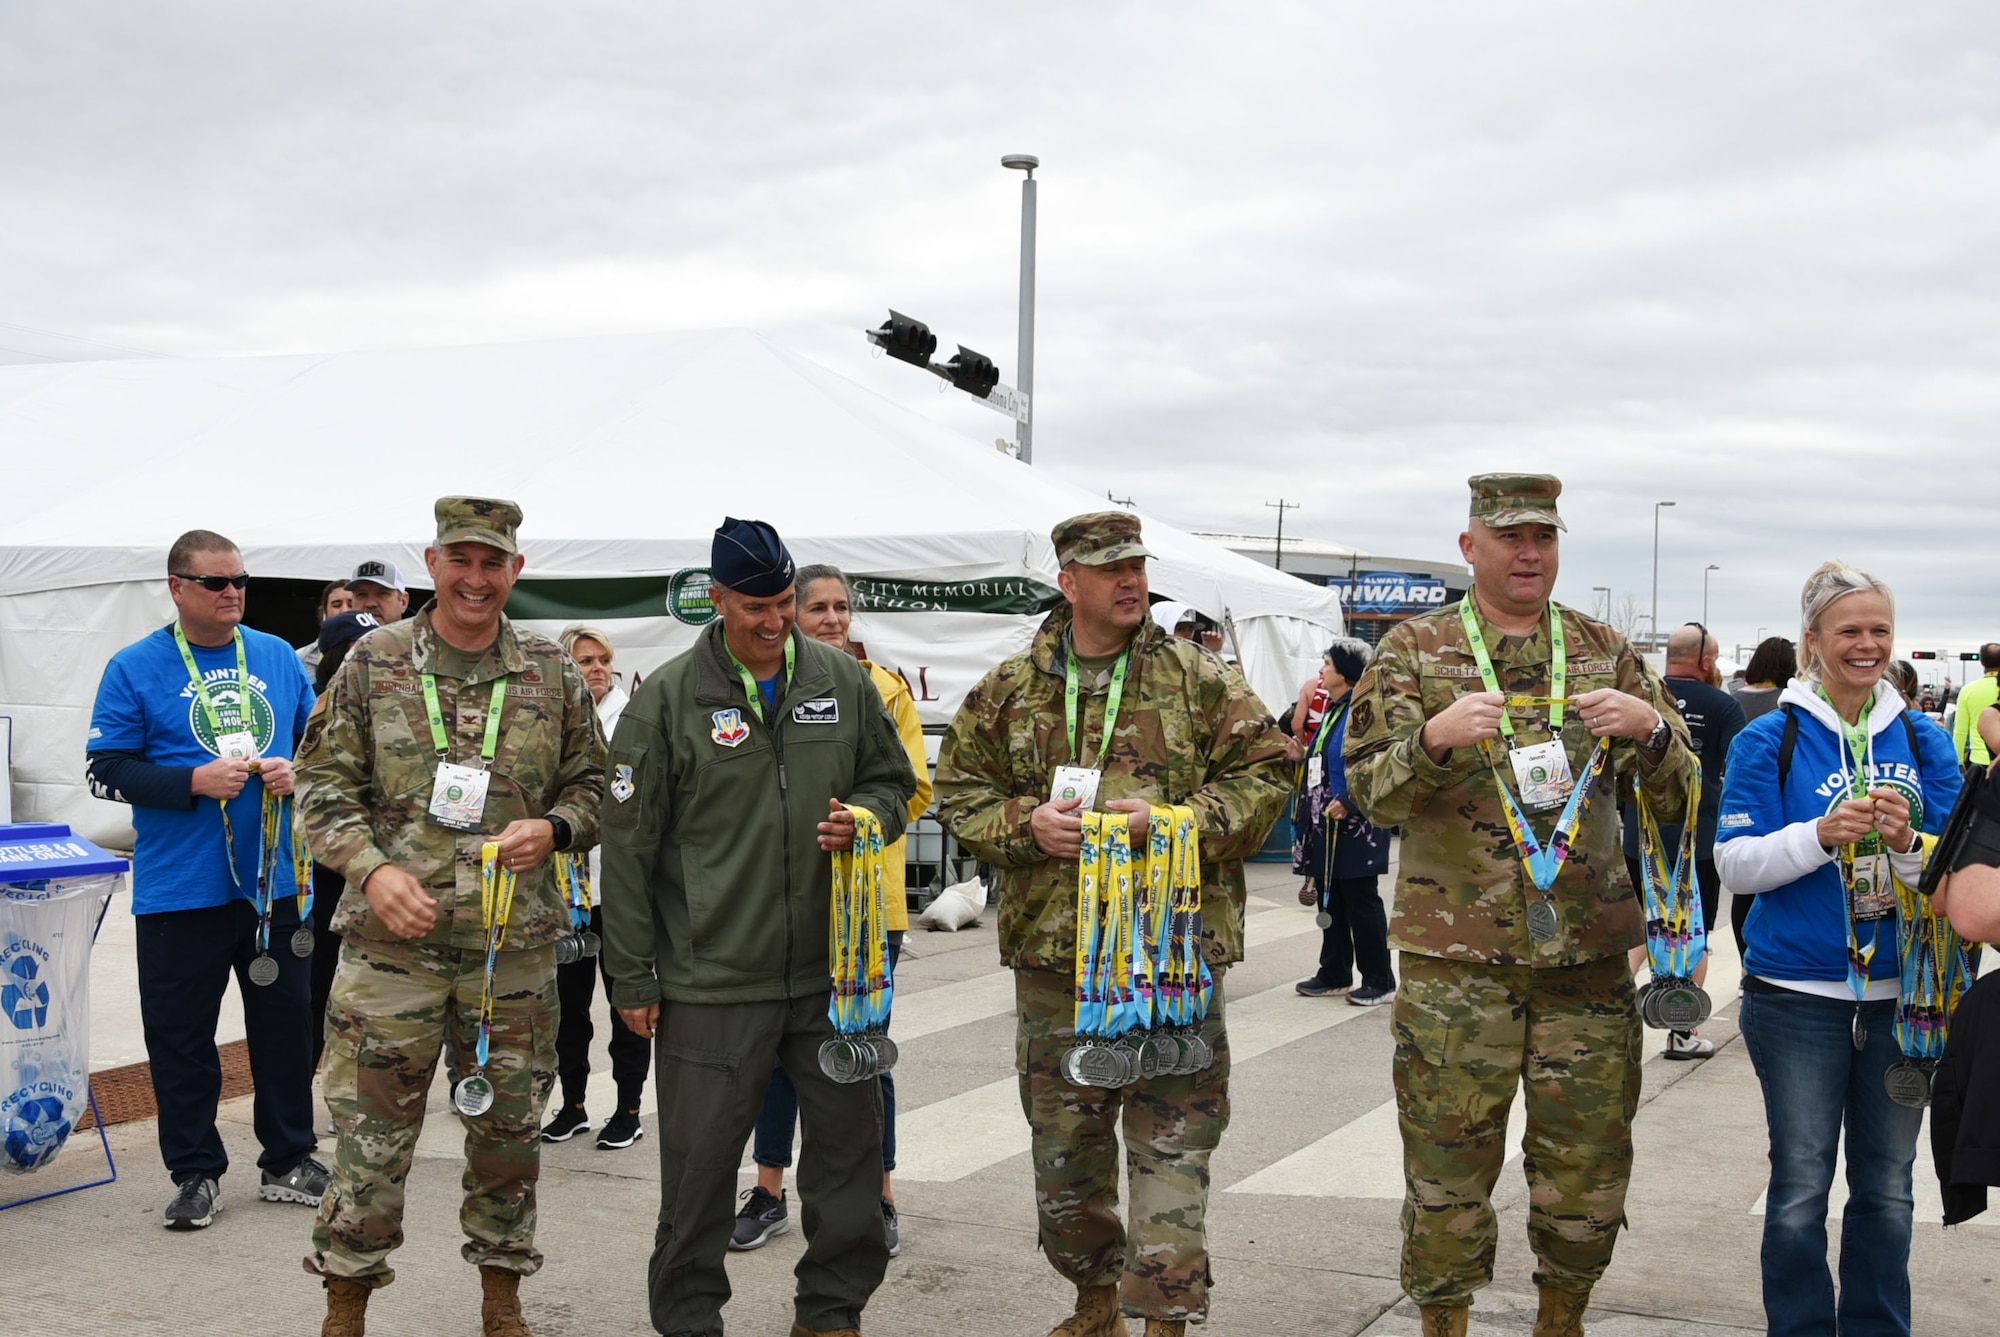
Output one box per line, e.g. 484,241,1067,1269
546,813,573,851
1644,713,1672,753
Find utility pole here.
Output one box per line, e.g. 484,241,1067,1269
1265,498,1299,572
1002,154,1039,463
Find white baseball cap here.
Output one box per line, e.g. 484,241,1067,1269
349,559,407,592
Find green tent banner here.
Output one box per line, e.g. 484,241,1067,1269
507,571,1062,621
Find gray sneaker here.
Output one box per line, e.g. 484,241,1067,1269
164,1176,222,1230
728,1186,789,1251
1347,984,1395,1007
260,1154,331,1205
883,1199,901,1258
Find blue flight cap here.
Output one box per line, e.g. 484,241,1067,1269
318,610,382,655
711,517,796,597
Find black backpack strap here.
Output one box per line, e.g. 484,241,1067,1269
1777,703,1799,793
1902,710,1921,777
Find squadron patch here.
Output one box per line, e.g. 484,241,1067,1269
711,708,751,748
611,764,635,803
792,697,839,725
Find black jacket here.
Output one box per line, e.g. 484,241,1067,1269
1932,970,2000,1225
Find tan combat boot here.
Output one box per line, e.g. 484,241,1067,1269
1532,1285,1589,1337
1142,1322,1186,1337
1047,1283,1122,1337
787,1325,863,1337
321,1277,370,1337
479,1266,533,1337
1418,1305,1469,1337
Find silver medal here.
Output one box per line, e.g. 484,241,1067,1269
1652,979,1711,1031
818,1036,868,1083
247,953,281,987
1851,1008,1868,1052
1526,899,1560,943
1884,1061,1933,1109
1315,910,1333,930
451,1072,495,1117
291,926,317,958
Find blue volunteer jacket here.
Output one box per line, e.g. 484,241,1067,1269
1714,680,1961,988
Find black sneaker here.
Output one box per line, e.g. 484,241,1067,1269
164,1176,222,1229
260,1154,331,1205
596,1109,645,1150
727,1186,789,1251
540,1104,592,1143
883,1198,901,1258
1347,984,1395,1007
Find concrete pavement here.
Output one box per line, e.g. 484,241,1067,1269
7,861,1998,1335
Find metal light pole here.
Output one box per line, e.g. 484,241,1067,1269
1002,154,1038,463
1592,585,1611,621
1651,501,1676,650
1702,563,1720,629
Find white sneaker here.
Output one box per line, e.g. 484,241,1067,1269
1664,1030,1714,1060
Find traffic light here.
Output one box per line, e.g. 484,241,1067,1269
944,345,999,399
873,310,937,368
1964,652,1983,661
1911,650,1938,660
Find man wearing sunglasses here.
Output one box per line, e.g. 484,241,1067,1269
86,530,326,1232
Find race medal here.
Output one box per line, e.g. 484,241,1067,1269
247,953,281,987
1851,1007,1868,1052
580,931,602,958
215,730,259,761
1138,1032,1178,1079
1884,1060,1933,1109
1526,897,1560,943
1050,765,1103,811
290,926,317,958
1315,910,1333,930
865,1032,900,1073
451,1072,496,1117
428,761,492,832
1652,978,1711,1030
1509,740,1575,814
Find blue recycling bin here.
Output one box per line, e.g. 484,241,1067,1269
0,823,129,1209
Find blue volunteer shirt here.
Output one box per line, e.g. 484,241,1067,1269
88,623,315,914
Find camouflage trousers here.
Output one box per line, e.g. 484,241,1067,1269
1392,950,1640,1307
306,937,558,1287
1014,966,1231,1322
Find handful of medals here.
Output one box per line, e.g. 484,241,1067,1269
450,842,516,1118
1061,804,1213,1089
1884,844,1980,1108
1634,771,1711,1031
821,805,897,1083
552,851,600,965
246,790,315,988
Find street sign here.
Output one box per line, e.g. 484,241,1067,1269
973,382,1031,422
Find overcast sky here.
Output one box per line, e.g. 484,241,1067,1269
5,3,1997,668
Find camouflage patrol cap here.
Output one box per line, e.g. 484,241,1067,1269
1052,510,1154,567
434,497,524,554
1468,473,1566,531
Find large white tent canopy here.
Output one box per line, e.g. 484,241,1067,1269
0,329,1341,844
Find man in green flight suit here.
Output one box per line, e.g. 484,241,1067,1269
1342,474,1692,1337
298,497,607,1337
936,511,1291,1337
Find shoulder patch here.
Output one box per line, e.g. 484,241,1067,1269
711,708,750,748
611,763,635,803
792,697,839,725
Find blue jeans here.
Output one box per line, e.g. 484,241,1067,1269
754,932,901,1174
1740,989,1923,1337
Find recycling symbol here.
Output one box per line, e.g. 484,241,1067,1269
4,1094,72,1171
3,956,50,1030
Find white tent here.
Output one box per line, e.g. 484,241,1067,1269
0,330,1342,844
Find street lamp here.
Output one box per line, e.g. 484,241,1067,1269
1702,564,1720,630
1002,154,1038,464
1592,586,1611,621
1651,501,1676,649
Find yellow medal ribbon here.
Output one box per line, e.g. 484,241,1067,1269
1076,804,1205,1036
476,842,519,1068
1635,770,1704,978
828,805,890,1032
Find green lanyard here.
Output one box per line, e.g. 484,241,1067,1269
727,637,797,724
421,673,508,761
1065,639,1132,768
1821,687,1875,798
173,621,249,739
1310,697,1348,762
1458,599,1566,739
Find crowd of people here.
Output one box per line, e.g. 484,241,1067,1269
78,476,2000,1337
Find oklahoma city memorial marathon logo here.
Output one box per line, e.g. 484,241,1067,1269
181,669,277,755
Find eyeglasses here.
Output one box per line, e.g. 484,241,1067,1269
173,573,250,591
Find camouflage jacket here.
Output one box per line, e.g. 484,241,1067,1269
936,609,1290,971
295,605,607,951
1342,599,1692,966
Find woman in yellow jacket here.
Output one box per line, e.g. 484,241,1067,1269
728,563,934,1259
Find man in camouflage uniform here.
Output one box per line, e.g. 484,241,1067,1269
296,497,606,1337
1342,475,1692,1337
936,511,1290,1337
